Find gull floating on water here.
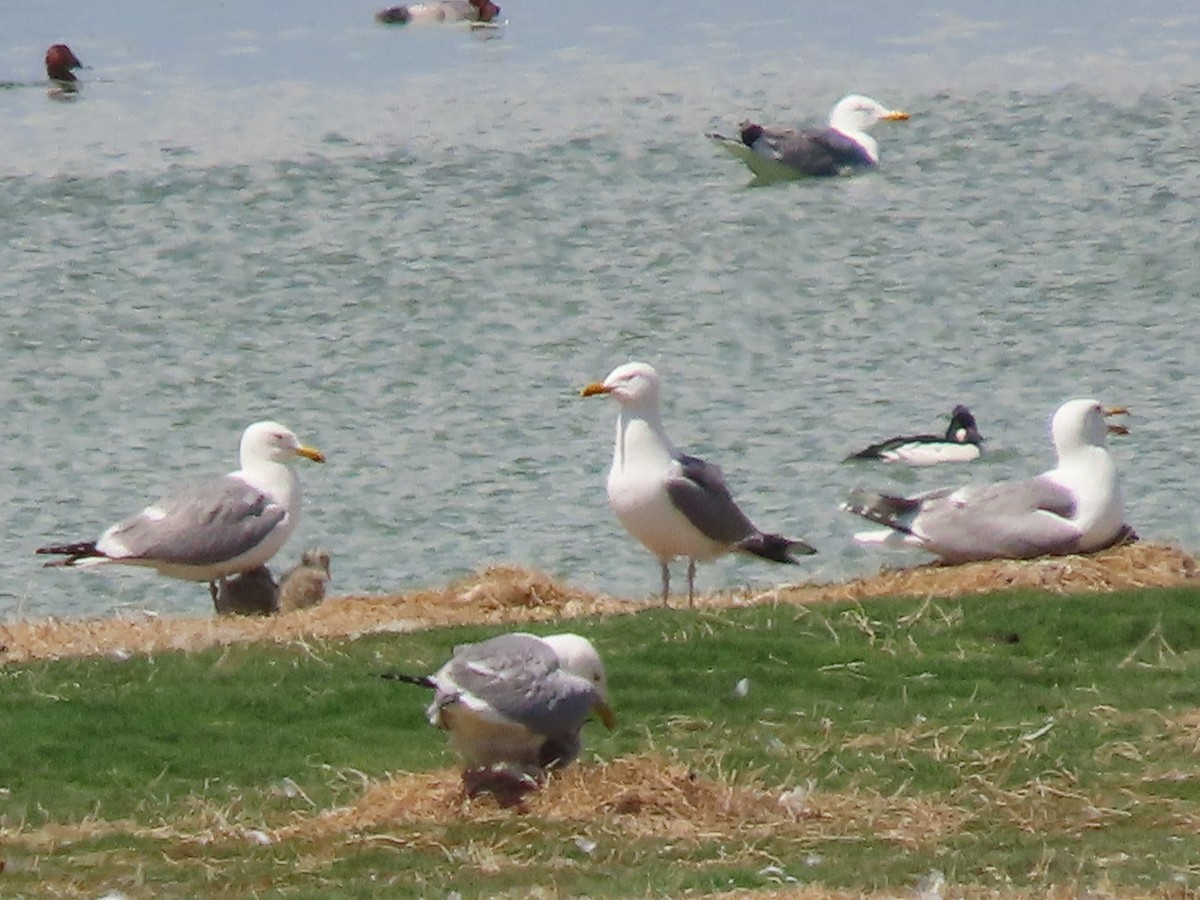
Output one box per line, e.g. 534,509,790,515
386,632,614,797
375,0,500,24
843,399,1131,563
37,421,325,600
708,94,909,181
582,362,816,606
845,405,984,466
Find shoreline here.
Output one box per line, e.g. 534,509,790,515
1,543,1195,665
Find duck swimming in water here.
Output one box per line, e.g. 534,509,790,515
846,405,985,466
45,44,83,86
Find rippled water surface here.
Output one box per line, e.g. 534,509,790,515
3,1,1200,617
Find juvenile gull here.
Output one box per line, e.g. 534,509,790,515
843,399,1130,563
582,362,816,606
846,405,984,466
278,548,332,612
214,566,279,616
37,421,324,599
708,94,909,180
386,632,614,796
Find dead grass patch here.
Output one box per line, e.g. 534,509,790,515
756,542,1197,609
273,755,968,851
1,544,1194,664
0,756,969,868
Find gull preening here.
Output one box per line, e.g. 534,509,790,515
582,362,816,606
708,94,909,181
846,405,985,466
386,632,614,798
843,399,1131,563
37,421,325,600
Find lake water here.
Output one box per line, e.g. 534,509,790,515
3,1,1200,618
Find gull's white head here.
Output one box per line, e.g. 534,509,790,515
240,421,326,468
541,633,616,728
581,361,662,413
828,94,910,135
1050,399,1129,458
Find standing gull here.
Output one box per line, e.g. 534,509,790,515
37,421,325,600
386,632,615,797
708,94,909,180
846,405,984,466
582,362,816,606
843,399,1131,563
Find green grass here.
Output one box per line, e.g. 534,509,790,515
3,586,1200,897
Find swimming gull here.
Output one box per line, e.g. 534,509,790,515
708,94,909,180
278,548,332,612
385,632,615,797
843,399,1131,563
846,405,984,466
582,362,816,606
375,0,500,24
37,421,325,600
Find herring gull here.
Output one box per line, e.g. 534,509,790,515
582,362,816,606
708,94,909,180
845,405,984,466
386,632,614,797
37,421,324,599
843,399,1131,563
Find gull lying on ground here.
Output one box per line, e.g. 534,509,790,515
278,548,332,612
843,399,1131,563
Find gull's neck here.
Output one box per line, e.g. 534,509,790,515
611,405,676,476
834,127,878,163
240,454,301,507
1051,443,1121,533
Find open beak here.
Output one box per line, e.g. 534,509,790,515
296,445,326,463
883,110,910,121
581,382,611,397
595,701,616,729
1104,406,1130,436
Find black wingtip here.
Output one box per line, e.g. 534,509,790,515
738,533,817,564
842,488,921,534
380,672,435,689
35,541,103,567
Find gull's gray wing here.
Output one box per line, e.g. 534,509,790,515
97,475,286,566
664,453,758,545
439,633,599,738
777,127,875,176
915,476,1083,561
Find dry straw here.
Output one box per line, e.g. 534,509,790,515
1,543,1194,664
